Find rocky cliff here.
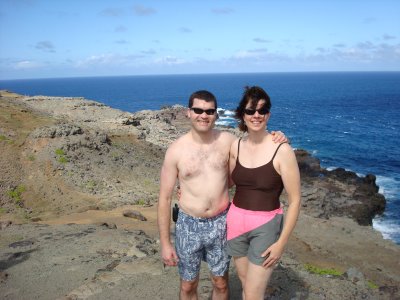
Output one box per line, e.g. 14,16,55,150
0,90,398,300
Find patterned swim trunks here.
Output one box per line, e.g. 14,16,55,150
175,207,230,281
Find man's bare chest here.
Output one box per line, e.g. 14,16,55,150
178,146,228,179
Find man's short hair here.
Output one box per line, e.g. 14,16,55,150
188,90,218,108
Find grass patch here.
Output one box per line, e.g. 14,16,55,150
0,207,6,214
143,179,153,187
304,263,343,276
136,199,146,206
55,148,65,156
7,185,26,206
58,156,69,163
111,152,121,160
112,142,122,149
28,154,35,161
367,280,379,289
85,180,97,190
0,135,13,143
55,148,68,163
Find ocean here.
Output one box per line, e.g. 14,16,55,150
1,72,399,245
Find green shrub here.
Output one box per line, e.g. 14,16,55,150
55,148,65,156
7,185,26,206
58,156,69,164
85,180,97,190
55,148,68,163
367,280,378,289
0,135,12,143
304,263,343,276
136,199,146,205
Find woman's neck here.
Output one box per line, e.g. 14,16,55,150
246,130,269,145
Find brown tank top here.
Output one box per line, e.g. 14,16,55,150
231,139,286,211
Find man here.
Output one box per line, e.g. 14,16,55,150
158,90,285,300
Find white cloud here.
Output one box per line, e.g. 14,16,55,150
133,5,156,16
363,17,376,24
233,49,269,59
115,39,129,44
115,25,128,33
230,39,400,68
333,43,346,48
100,8,124,17
13,60,42,70
154,56,185,65
179,27,192,33
253,38,271,43
383,34,396,40
75,53,143,68
35,41,55,52
141,49,156,55
211,8,234,14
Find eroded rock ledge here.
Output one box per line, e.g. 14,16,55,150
295,149,385,225
1,90,397,300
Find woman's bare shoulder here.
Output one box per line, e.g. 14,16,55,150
275,142,296,160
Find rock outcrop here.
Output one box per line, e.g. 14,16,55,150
0,90,398,300
295,149,386,225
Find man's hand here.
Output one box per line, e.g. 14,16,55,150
161,243,179,267
271,131,289,144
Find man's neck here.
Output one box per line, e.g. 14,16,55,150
190,129,215,145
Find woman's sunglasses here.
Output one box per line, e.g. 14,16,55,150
190,107,216,115
244,107,269,115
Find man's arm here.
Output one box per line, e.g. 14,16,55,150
271,130,289,144
228,138,239,188
157,146,179,266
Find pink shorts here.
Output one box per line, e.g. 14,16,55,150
226,202,283,265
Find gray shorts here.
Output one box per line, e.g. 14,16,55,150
175,207,230,281
227,205,283,266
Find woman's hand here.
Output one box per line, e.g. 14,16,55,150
261,240,285,268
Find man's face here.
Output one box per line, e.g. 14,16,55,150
187,98,217,133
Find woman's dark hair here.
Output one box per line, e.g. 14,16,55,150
235,86,271,132
188,90,218,108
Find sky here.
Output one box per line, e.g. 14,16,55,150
0,0,399,80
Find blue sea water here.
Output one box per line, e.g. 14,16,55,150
1,72,399,244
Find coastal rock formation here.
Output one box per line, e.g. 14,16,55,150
295,150,386,225
0,90,398,300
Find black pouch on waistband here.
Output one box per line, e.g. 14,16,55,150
172,203,179,222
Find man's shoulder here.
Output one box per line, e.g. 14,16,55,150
214,129,236,142
168,133,189,149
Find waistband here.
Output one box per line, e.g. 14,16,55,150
230,202,283,216
178,204,230,222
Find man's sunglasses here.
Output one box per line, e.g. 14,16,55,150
244,107,269,115
190,107,216,115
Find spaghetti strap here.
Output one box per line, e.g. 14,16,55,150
271,142,287,161
236,138,242,162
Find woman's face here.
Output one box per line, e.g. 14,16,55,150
243,99,270,132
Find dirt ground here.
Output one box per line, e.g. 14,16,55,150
1,90,399,299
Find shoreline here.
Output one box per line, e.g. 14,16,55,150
1,90,399,299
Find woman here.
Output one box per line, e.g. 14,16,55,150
227,86,301,299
